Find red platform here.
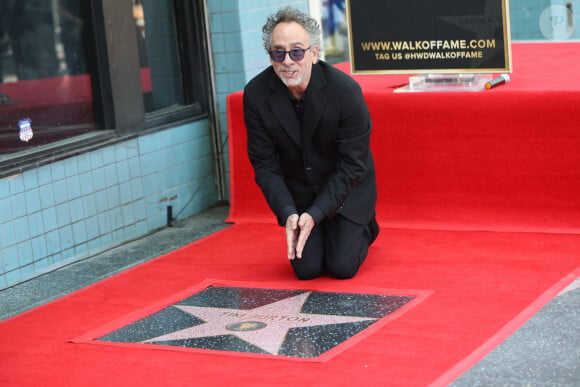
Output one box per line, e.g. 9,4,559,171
226,42,580,234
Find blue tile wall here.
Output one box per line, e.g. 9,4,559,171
0,119,218,289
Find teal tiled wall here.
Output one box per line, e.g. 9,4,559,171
0,120,217,289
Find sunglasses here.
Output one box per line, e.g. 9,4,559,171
269,46,312,62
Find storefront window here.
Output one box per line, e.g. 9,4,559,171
133,0,185,113
0,1,96,156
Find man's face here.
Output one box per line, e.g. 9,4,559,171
270,21,319,96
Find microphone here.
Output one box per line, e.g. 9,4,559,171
485,74,510,90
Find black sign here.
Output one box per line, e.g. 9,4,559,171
346,0,512,74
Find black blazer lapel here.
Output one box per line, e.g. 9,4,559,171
267,76,302,147
302,65,327,146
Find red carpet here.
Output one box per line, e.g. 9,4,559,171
1,43,580,386
0,225,579,386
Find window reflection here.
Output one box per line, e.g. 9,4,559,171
0,0,95,155
59,0,89,76
134,0,185,113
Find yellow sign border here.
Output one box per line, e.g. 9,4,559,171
345,0,512,75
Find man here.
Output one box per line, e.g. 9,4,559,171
244,7,378,280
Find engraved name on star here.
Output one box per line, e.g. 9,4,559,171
142,291,377,355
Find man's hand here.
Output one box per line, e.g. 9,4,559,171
285,214,299,260
285,213,315,260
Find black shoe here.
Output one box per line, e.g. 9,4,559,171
367,216,380,245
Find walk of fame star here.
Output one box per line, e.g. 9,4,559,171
141,292,377,355
92,285,420,359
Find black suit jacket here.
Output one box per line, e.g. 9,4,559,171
243,61,377,226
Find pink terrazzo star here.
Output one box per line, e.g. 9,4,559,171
143,291,376,355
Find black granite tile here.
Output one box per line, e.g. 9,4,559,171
96,285,415,359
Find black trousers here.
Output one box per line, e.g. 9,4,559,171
290,215,374,280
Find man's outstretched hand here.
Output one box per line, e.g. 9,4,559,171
285,213,315,260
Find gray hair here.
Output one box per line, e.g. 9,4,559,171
262,6,321,52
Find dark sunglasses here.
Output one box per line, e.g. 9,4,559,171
269,46,312,62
